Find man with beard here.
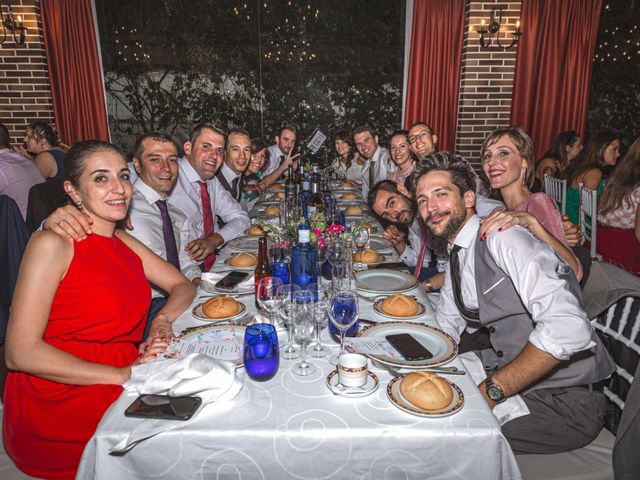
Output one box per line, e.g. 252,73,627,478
264,126,297,176
411,151,614,454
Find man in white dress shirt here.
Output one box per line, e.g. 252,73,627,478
129,133,202,336
215,128,252,202
412,151,614,454
171,123,250,270
353,125,392,198
264,126,296,176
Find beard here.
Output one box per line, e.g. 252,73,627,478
425,204,467,241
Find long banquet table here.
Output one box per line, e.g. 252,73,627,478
77,192,521,480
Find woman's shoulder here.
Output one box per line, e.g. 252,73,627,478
524,192,562,218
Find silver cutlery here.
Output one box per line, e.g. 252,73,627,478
385,365,465,376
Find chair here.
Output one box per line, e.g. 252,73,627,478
543,175,567,216
579,182,599,260
25,179,66,233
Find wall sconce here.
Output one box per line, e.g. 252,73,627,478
0,3,27,46
477,8,521,50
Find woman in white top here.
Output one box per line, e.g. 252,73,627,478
330,130,366,184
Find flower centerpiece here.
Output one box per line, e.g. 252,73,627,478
256,212,356,248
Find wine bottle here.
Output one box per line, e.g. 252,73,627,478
255,236,272,310
290,224,318,292
284,165,296,201
307,180,324,217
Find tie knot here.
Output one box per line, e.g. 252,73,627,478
451,244,462,254
155,199,168,212
198,180,208,192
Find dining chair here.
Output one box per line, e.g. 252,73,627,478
543,175,567,216
579,182,599,260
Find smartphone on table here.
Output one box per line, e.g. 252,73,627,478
215,271,250,291
124,395,202,421
385,333,433,361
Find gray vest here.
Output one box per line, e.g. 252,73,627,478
470,228,615,394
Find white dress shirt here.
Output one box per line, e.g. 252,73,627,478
264,144,285,176
218,162,242,200
437,214,595,361
400,217,431,268
129,179,201,298
361,147,393,198
169,157,250,244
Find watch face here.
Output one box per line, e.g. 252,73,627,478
487,384,504,402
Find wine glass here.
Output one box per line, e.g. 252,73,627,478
291,290,317,376
276,284,301,360
243,323,279,381
306,282,331,358
327,238,347,267
257,277,283,325
328,290,359,365
353,225,370,268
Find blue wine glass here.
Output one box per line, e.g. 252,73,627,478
243,323,279,381
328,290,358,365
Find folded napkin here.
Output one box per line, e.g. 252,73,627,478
201,271,255,289
458,352,530,426
110,354,242,453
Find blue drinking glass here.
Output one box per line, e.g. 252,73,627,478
328,290,358,365
243,323,279,381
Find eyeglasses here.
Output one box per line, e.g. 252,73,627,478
408,131,432,145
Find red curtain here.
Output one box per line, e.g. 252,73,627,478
404,0,465,152
510,0,602,159
41,0,110,144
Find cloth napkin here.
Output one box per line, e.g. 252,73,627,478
458,352,530,426
110,354,242,453
201,271,255,289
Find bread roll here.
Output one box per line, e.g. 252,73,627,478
270,192,285,200
229,252,258,267
248,224,266,236
267,183,281,191
341,180,353,188
202,296,240,319
264,205,280,216
361,222,374,232
341,192,359,200
345,205,363,215
354,248,381,264
400,372,454,411
381,294,419,317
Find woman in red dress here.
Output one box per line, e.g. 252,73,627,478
3,140,196,479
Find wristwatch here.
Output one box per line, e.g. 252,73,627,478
484,376,506,404
424,280,434,292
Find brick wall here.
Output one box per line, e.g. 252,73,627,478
455,1,522,167
0,0,54,145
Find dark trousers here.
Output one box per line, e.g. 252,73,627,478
143,296,168,341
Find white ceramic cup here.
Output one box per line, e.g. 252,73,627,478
337,353,368,387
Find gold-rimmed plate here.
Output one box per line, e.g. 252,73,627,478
387,375,464,417
192,301,248,322
372,298,427,320
223,257,257,272
355,269,417,294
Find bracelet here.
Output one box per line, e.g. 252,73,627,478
424,280,434,293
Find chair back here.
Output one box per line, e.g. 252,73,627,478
543,175,567,215
579,182,598,260
25,178,66,233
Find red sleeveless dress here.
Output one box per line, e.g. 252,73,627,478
3,234,151,479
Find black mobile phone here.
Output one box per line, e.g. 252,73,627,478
385,333,434,361
216,271,250,291
124,394,202,421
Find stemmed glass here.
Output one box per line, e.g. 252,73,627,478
328,289,359,365
306,282,331,358
257,277,284,325
276,284,301,360
291,290,317,376
353,225,370,268
327,237,347,267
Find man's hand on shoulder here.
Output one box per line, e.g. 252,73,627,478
43,205,94,241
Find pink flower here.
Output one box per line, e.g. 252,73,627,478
313,228,323,236
326,224,344,235
318,238,327,249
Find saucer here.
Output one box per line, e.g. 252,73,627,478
325,370,379,398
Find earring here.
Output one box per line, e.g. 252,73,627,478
75,200,84,211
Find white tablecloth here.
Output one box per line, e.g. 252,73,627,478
78,203,521,479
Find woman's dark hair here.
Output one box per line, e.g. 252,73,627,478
541,130,580,171
409,151,477,198
63,140,125,188
26,121,60,147
333,130,353,147
251,137,267,155
599,136,640,215
561,132,620,184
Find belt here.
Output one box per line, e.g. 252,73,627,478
578,382,604,393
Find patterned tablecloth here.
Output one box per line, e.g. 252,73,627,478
77,196,521,479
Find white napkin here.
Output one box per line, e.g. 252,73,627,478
201,271,254,290
110,354,242,453
458,352,530,426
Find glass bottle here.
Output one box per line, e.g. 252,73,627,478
255,236,272,310
285,165,297,202
290,224,318,292
307,180,324,217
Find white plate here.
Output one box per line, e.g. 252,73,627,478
368,236,393,252
179,324,246,366
372,298,427,320
356,269,417,294
223,257,257,271
358,321,457,368
227,235,260,252
325,370,379,398
387,376,464,417
256,199,280,206
192,301,248,322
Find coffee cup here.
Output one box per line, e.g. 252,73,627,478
337,353,368,387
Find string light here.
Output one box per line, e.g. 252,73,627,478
113,26,150,65
594,3,639,63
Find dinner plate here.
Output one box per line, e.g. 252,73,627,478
368,236,393,252
227,235,260,252
256,199,280,206
355,269,417,294
223,257,257,271
372,298,427,320
192,301,248,322
179,324,247,366
387,376,464,417
358,321,457,368
325,370,379,398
